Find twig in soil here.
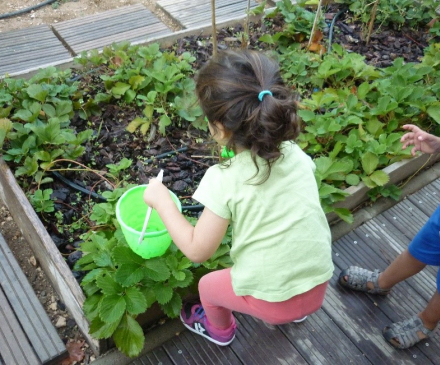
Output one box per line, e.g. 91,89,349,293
165,136,211,167
404,34,424,47
44,159,116,189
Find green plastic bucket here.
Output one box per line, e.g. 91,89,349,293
116,185,181,259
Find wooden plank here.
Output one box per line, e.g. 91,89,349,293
233,314,307,364
59,16,165,44
52,5,172,55
0,159,101,355
0,54,71,77
0,32,56,48
0,287,40,365
0,24,52,41
324,274,430,364
161,331,242,364
53,4,147,29
55,12,162,39
332,186,440,363
0,233,68,365
1,46,71,66
0,25,71,77
158,0,259,28
0,39,66,57
69,26,171,54
131,346,174,364
279,309,371,364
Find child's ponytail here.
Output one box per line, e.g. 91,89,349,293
196,50,301,183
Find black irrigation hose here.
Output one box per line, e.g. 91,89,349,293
52,171,107,202
0,0,57,20
52,146,205,211
328,8,347,54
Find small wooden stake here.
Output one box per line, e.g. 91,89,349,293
211,0,217,57
366,0,379,44
308,0,323,50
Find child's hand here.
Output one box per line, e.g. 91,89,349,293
401,124,440,156
143,178,171,209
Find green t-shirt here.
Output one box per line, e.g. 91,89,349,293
193,141,334,302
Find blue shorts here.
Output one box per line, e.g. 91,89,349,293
408,204,440,293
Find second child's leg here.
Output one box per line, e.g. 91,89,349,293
377,249,426,290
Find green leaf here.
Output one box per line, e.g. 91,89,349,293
113,314,145,358
96,274,123,295
161,292,182,318
111,82,131,98
124,287,147,315
113,246,145,265
332,208,353,224
115,263,145,287
26,84,49,102
259,34,275,44
154,283,173,304
345,174,360,186
144,258,170,281
99,294,126,323
94,251,114,267
158,114,171,135
361,151,379,175
89,316,121,340
427,104,440,124
83,294,102,321
369,170,389,186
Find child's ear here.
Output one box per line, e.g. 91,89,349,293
213,122,231,140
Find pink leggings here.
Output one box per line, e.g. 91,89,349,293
199,268,329,330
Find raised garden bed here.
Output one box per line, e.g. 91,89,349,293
1,0,440,357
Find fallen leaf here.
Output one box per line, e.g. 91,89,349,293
61,340,85,364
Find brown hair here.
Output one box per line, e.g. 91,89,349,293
195,49,300,183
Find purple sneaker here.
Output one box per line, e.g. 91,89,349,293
180,303,236,346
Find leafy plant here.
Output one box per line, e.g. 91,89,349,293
29,188,55,213
260,0,325,47
75,43,204,138
74,202,232,357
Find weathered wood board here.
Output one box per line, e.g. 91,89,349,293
0,232,68,365
52,4,173,55
157,0,260,28
0,25,71,77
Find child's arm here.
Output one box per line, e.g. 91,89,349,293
401,124,440,156
143,178,229,263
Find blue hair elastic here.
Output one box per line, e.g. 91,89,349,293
258,90,272,102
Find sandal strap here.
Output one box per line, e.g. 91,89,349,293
383,316,434,349
339,266,390,295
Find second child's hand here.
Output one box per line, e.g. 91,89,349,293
401,124,440,156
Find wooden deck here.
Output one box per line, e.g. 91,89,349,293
0,233,68,365
52,4,173,55
157,0,260,28
0,25,71,77
129,179,440,364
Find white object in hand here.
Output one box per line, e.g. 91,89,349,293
138,169,164,244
